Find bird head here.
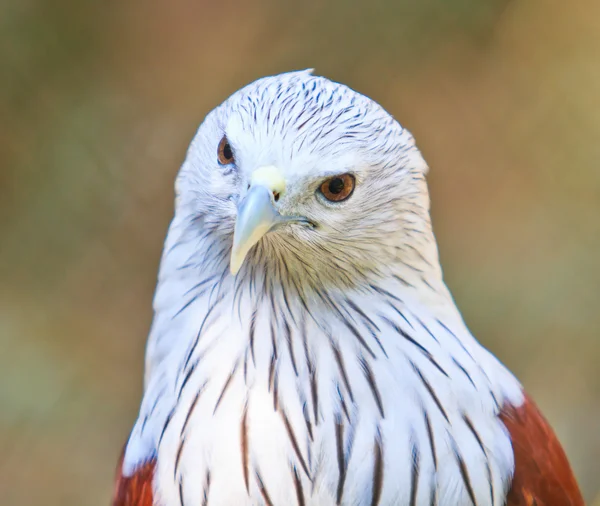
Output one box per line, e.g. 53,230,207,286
173,70,439,292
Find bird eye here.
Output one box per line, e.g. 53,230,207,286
319,174,355,202
217,135,234,165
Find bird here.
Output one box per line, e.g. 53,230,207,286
112,70,584,506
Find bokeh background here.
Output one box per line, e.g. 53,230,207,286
1,0,599,504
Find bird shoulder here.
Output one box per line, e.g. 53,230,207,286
501,393,584,506
112,445,156,506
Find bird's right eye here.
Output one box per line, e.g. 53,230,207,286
217,136,234,165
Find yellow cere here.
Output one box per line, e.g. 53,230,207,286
250,165,286,196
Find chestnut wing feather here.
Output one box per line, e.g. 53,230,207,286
501,394,584,506
112,445,156,506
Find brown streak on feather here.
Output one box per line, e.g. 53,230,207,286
174,436,186,480
181,381,208,436
309,361,319,425
341,317,376,359
273,367,279,411
158,408,175,448
183,292,225,370
411,361,449,423
346,297,380,333
361,357,385,418
409,440,420,506
256,472,275,506
241,404,250,493
249,308,257,365
268,352,276,393
178,478,184,506
463,414,494,505
452,440,478,506
380,315,447,377
423,410,437,470
335,418,346,505
428,484,437,506
201,470,211,506
292,465,306,506
281,410,311,479
177,361,197,401
270,318,278,359
339,389,351,423
451,357,477,389
213,362,238,415
243,349,249,385
284,318,299,376
371,435,384,506
303,402,314,441
332,342,355,403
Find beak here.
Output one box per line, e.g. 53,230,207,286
230,184,283,275
230,165,312,275
230,165,288,275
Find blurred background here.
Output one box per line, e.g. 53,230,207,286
1,0,598,503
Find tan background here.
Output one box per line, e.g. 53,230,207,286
1,0,598,504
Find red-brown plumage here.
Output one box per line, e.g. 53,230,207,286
501,393,584,506
112,446,156,506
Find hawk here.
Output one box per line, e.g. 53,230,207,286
112,71,584,505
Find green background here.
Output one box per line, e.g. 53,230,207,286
1,0,598,503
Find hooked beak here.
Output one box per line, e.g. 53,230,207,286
230,166,309,275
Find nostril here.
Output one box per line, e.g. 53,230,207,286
273,191,280,202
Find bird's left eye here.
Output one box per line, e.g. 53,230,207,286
217,135,234,165
319,174,355,202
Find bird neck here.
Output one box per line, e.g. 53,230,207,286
124,218,523,505
143,213,485,401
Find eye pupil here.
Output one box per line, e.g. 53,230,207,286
223,143,232,160
328,177,345,194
